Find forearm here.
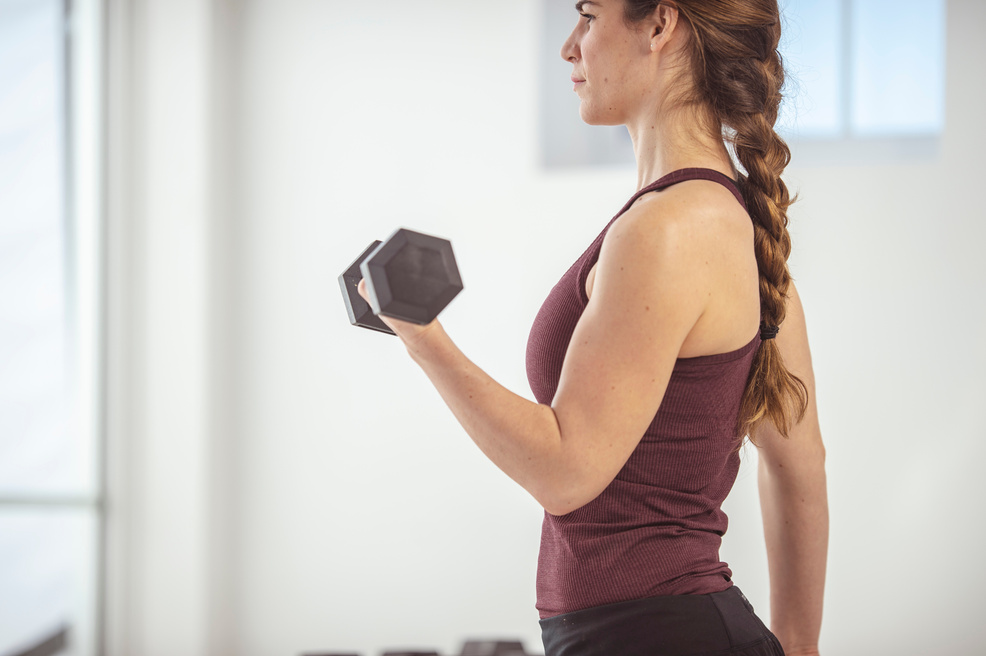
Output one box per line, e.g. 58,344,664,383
403,322,567,510
758,456,828,654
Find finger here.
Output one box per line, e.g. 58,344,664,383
357,278,370,303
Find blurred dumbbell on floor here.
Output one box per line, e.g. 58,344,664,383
339,228,463,335
458,640,534,656
302,637,541,656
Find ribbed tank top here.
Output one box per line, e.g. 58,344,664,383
526,168,761,619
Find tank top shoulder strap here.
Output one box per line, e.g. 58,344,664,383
621,167,747,214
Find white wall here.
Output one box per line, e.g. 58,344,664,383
105,1,986,655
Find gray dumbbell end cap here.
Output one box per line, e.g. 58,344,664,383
338,240,396,336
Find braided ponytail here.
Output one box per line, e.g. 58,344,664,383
624,0,808,443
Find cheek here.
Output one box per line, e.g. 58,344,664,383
582,38,621,86
580,34,601,76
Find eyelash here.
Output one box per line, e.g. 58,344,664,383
579,11,594,23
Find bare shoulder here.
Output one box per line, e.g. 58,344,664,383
597,178,758,356
601,179,750,270
596,184,718,318
618,177,750,234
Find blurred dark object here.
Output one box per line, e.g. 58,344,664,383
303,637,542,656
458,640,536,656
3,625,69,656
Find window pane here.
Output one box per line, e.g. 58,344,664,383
851,0,945,136
777,0,843,138
0,508,97,656
0,0,93,495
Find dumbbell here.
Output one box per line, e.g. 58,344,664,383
381,640,537,656
458,640,533,656
304,639,540,656
338,228,463,336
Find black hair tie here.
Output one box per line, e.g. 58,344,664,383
760,324,779,340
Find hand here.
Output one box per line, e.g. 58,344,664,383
357,278,441,347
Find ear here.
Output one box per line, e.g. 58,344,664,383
648,3,680,52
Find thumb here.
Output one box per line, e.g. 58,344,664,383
357,278,371,304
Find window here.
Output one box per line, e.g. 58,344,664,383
538,0,946,167
777,0,946,139
0,0,102,655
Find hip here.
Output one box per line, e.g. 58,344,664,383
539,585,784,656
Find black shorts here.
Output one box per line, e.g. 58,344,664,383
539,585,785,656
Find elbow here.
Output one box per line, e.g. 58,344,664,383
529,406,611,515
541,500,581,517
536,479,605,517
541,498,580,517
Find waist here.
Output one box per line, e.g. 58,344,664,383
536,529,734,619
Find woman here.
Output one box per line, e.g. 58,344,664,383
359,1,827,654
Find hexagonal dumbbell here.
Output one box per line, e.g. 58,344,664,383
339,228,463,335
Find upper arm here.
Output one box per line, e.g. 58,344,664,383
753,282,826,470
546,195,712,513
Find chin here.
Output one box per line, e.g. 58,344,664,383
579,110,622,127
578,102,623,127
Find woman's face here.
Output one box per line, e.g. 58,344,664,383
560,0,657,126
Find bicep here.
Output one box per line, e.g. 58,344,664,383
549,210,708,509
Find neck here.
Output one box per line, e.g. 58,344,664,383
626,104,736,191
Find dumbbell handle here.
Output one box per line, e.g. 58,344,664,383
338,240,396,335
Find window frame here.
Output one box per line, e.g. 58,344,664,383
0,0,105,654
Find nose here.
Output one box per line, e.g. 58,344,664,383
560,25,580,63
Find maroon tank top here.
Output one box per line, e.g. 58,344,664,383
526,168,761,619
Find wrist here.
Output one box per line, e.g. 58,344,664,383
402,319,446,361
775,638,819,656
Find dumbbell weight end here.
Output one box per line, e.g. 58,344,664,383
359,228,462,325
338,240,397,336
